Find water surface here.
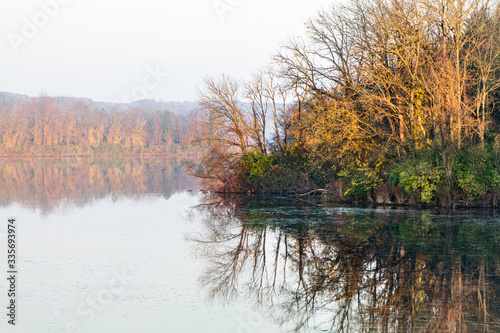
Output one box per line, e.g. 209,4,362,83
0,157,499,332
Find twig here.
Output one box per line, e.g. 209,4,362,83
294,189,329,197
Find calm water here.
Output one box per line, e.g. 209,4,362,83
0,157,499,333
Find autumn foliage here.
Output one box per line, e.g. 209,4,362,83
0,96,193,156
195,0,500,205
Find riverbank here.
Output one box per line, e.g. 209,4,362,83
205,143,500,208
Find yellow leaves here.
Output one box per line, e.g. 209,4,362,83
414,86,425,107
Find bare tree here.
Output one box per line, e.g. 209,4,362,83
245,70,269,155
196,74,251,155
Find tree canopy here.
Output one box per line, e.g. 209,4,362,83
195,0,500,205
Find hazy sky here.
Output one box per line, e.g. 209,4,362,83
0,0,334,102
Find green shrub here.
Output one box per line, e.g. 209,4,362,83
338,162,383,198
453,145,500,200
389,156,444,203
242,152,275,184
240,151,316,193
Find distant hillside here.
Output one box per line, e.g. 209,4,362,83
96,100,200,115
0,91,199,115
0,91,30,105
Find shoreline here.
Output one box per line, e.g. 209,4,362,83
206,190,500,209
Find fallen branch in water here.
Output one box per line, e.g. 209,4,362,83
295,189,329,197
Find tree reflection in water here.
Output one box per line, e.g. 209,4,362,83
0,157,198,214
193,195,500,332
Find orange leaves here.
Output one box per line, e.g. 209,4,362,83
0,96,190,155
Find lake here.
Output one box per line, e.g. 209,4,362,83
0,157,499,333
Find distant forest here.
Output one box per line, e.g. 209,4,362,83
0,94,197,156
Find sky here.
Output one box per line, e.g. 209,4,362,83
0,0,335,102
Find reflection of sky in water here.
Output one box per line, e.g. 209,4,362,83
0,193,283,333
0,159,499,332
0,158,281,332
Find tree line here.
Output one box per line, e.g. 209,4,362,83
194,0,500,205
0,96,194,155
